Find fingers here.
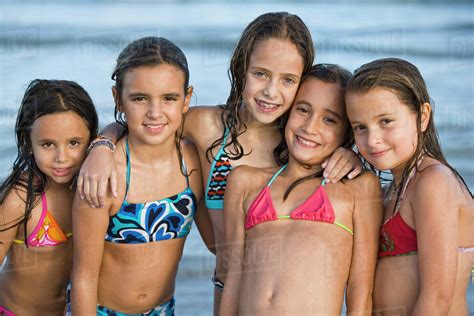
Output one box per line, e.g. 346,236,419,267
323,148,363,183
97,178,108,208
89,180,100,209
110,169,118,198
83,177,94,208
77,173,84,200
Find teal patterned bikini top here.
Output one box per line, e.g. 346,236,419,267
105,139,196,244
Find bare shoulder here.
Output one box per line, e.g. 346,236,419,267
414,161,462,195
344,171,381,194
228,165,273,186
0,187,28,226
185,105,224,140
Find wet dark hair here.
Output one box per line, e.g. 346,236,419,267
0,79,98,244
346,57,472,206
111,36,191,176
206,12,315,163
275,64,354,200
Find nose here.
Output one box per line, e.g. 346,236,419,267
54,146,69,163
302,115,320,135
263,78,278,99
366,128,382,147
147,99,163,118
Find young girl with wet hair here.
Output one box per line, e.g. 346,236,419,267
0,79,98,314
70,36,213,315
221,64,382,315
345,58,473,315
77,12,362,313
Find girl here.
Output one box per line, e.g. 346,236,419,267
0,79,98,314
70,36,213,315
220,64,382,315
78,12,362,313
345,58,474,315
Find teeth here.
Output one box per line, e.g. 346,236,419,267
257,100,277,109
297,136,317,147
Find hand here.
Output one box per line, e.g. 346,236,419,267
322,148,362,183
77,146,117,208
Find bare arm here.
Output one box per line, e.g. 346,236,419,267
322,147,363,183
346,172,383,315
0,191,26,263
219,168,248,316
70,191,110,315
194,198,216,254
77,122,124,207
412,167,458,315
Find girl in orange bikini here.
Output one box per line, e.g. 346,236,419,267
0,79,98,315
346,58,473,315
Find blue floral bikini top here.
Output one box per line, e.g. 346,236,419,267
105,139,196,244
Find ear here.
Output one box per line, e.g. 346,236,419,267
112,86,122,112
420,102,431,132
183,86,193,114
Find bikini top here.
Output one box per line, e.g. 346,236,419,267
378,159,421,258
205,128,232,210
13,193,72,247
104,139,196,244
245,164,353,235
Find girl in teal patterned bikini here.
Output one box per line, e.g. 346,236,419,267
70,37,214,315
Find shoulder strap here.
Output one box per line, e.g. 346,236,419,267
125,138,131,199
267,164,287,187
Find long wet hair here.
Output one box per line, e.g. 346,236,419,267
0,79,98,243
274,64,354,200
111,36,191,176
206,12,315,163
346,57,472,208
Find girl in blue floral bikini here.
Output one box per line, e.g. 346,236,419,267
70,37,214,315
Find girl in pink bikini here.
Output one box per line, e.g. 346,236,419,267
221,64,383,315
0,79,98,315
345,58,473,315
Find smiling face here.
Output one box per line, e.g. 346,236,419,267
30,111,91,185
242,38,304,125
116,64,191,147
345,87,420,174
285,78,348,166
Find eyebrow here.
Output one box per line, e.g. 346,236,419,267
350,113,393,125
297,100,343,119
128,92,181,98
37,136,87,142
249,66,300,78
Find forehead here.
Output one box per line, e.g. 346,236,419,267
346,87,407,118
295,78,344,112
122,64,186,92
249,38,304,75
31,112,90,139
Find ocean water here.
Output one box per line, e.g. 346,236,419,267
0,0,472,314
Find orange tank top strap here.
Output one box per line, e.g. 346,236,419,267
13,192,72,247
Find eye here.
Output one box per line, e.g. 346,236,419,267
381,118,393,125
253,71,267,79
296,105,310,114
42,142,55,148
132,96,147,102
70,140,81,147
164,96,178,102
283,77,296,85
352,125,366,133
323,117,337,124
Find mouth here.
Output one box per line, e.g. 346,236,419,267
295,135,320,148
255,99,280,113
52,167,72,177
370,149,390,158
143,123,166,133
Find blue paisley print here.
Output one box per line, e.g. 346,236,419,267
105,189,196,243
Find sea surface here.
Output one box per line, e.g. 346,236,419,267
0,0,472,314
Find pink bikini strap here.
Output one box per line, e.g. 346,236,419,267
26,193,48,244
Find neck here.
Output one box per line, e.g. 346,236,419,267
126,134,176,165
284,155,324,181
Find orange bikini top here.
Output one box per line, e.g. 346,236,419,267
13,193,72,247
